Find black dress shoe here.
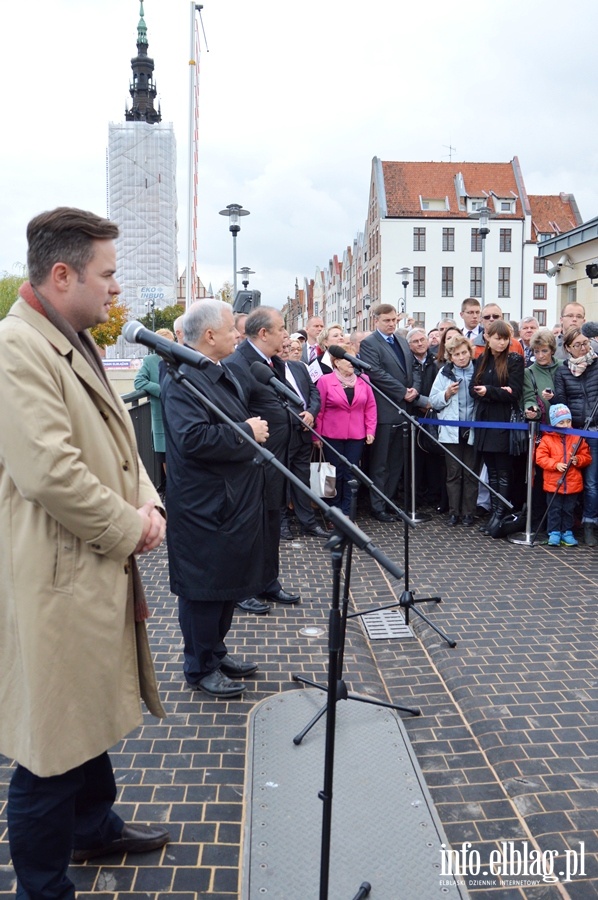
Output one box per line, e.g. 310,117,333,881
301,525,328,537
448,514,460,526
280,526,294,541
372,511,396,523
236,597,271,614
220,654,258,677
71,822,170,862
462,514,474,527
194,668,246,697
259,588,300,604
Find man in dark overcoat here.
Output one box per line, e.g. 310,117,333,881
225,307,301,612
160,299,269,697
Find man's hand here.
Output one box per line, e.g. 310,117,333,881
404,387,418,402
299,411,314,429
135,500,165,554
247,416,269,443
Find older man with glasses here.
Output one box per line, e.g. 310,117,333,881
471,304,525,359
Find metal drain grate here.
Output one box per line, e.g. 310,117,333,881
360,607,414,640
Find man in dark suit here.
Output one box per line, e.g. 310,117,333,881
359,304,418,521
225,307,301,613
301,315,324,364
280,334,327,538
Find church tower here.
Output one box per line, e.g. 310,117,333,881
125,2,161,124
107,1,178,342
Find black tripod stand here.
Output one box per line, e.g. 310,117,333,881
293,478,420,746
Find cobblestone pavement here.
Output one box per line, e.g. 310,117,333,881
0,506,597,900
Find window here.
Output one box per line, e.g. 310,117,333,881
498,267,511,298
567,284,577,303
533,283,547,300
441,267,454,297
413,311,425,328
471,228,482,252
500,200,513,212
441,312,454,321
413,266,426,297
534,256,547,273
499,229,512,252
533,309,547,326
413,227,426,251
470,267,482,297
442,228,455,251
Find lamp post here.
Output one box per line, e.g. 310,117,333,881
396,268,413,317
469,205,492,304
219,203,250,297
237,266,255,290
145,298,156,332
363,293,371,329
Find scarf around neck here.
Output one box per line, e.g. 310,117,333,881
567,348,597,377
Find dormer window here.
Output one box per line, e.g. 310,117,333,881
468,199,485,212
420,197,449,211
491,197,516,214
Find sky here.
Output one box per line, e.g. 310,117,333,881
1,0,597,309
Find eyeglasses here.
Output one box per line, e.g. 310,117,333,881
482,314,501,320
570,341,590,351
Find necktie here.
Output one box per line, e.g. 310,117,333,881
267,359,274,369
386,335,394,345
467,330,473,339
309,345,317,363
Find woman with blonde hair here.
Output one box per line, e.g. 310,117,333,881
430,333,479,526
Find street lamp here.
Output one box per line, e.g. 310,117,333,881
396,268,413,316
469,205,492,303
145,298,156,332
219,203,250,297
237,266,255,290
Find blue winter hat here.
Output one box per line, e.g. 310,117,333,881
550,404,571,426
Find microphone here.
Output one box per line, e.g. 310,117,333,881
122,320,211,370
249,361,304,408
328,344,372,371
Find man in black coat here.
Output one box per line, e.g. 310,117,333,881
280,334,326,538
359,304,418,521
160,300,269,697
225,307,301,612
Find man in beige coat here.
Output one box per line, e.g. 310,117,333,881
0,207,169,897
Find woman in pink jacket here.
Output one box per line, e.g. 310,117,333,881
314,355,377,516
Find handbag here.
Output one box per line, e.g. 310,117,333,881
310,446,337,498
509,407,528,457
417,409,445,456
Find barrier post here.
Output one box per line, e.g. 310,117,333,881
508,420,540,546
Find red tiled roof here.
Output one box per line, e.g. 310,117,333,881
528,194,581,239
381,160,523,219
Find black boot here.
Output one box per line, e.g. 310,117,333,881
480,468,501,535
487,470,510,539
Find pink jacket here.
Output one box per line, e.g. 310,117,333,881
315,373,377,440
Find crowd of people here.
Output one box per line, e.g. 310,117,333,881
281,298,598,549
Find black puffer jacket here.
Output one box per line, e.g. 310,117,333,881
553,358,598,429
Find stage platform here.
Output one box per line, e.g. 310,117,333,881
242,688,470,899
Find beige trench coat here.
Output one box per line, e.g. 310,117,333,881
0,298,165,777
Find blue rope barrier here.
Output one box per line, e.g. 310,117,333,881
417,417,598,440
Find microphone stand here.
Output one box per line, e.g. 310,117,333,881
163,360,406,900
351,374,462,647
